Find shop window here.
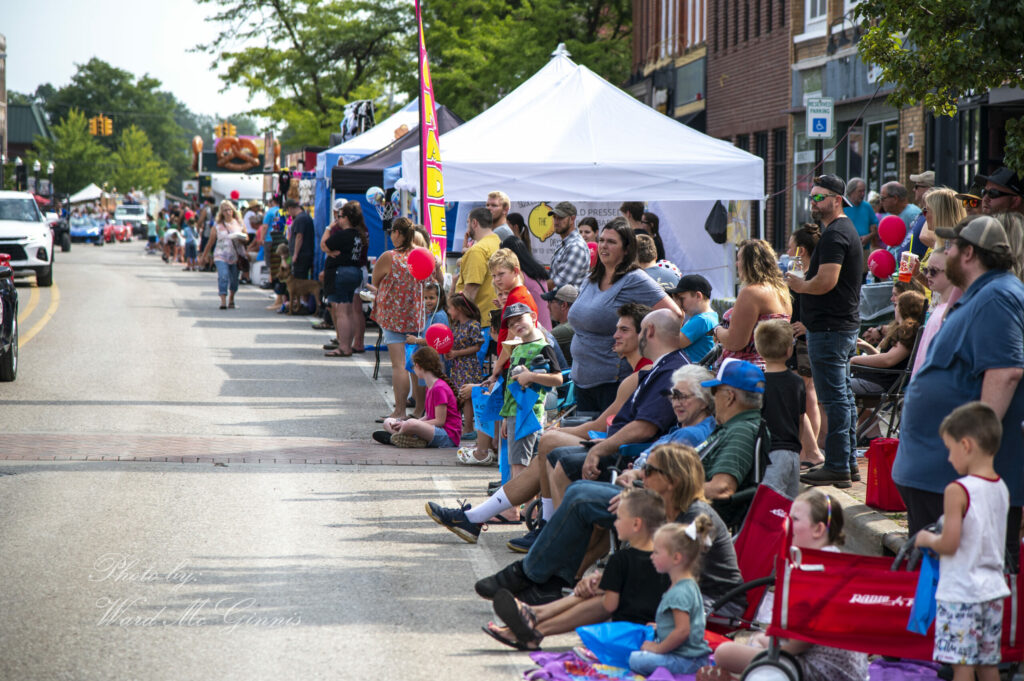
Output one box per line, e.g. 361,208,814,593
734,0,740,45
773,128,787,252
958,108,980,190
792,130,837,229
767,0,773,31
864,118,900,195
744,1,750,41
675,59,705,106
755,0,762,36
737,134,750,151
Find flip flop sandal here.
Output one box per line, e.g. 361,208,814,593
493,589,541,646
324,349,352,357
488,515,523,525
800,461,824,471
219,305,227,310
481,622,537,651
696,665,730,681
228,302,236,308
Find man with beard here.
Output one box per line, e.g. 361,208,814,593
893,215,1024,570
785,174,863,488
547,202,590,289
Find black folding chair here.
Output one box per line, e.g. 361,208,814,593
855,327,925,444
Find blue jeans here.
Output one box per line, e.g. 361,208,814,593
806,329,858,472
629,651,708,676
215,260,239,296
428,426,456,448
522,480,619,586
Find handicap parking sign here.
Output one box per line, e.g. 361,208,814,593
807,98,834,139
812,119,827,133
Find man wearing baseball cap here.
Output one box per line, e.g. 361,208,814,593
696,358,765,528
893,215,1024,570
977,167,1024,215
547,201,590,289
541,285,578,364
670,274,718,363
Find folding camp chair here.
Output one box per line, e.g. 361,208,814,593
855,326,925,444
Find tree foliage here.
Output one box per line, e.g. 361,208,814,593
194,0,415,148
106,125,171,194
855,0,1024,171
31,110,110,196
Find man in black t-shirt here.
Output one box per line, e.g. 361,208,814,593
785,174,863,489
285,199,315,279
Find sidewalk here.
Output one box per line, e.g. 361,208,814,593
812,457,909,556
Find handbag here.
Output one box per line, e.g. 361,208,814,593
576,621,655,669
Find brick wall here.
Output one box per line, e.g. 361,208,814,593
900,105,926,184
707,0,792,244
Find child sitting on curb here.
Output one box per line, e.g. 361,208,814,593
372,347,461,449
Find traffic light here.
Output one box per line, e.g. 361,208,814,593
103,117,113,136
89,117,98,136
214,123,224,138
227,123,237,137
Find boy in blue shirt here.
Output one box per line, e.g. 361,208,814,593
671,275,718,363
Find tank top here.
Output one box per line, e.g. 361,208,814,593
213,222,240,264
937,474,1011,603
371,249,423,333
720,309,790,369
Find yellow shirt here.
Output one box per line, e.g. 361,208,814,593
455,232,501,323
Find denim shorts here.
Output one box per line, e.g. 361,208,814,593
429,426,456,448
326,266,363,304
185,243,197,260
382,328,415,345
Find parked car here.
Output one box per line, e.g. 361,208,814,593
70,216,104,245
103,221,132,243
45,211,71,252
0,191,55,287
0,253,18,381
114,204,147,237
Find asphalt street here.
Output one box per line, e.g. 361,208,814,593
0,244,558,680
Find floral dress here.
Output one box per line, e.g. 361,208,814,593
719,308,790,369
448,320,485,391
371,249,423,333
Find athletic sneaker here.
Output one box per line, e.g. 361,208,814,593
507,520,546,554
474,560,534,600
392,433,428,448
372,430,392,446
425,500,481,544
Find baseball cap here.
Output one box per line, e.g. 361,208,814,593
700,358,766,394
909,171,935,188
333,198,347,211
547,201,578,218
669,274,712,299
284,199,301,209
813,174,853,206
935,215,1010,254
976,167,1024,196
540,284,579,303
502,302,534,321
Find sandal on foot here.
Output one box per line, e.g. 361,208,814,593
481,622,536,651
493,589,542,647
456,446,496,465
324,349,352,357
696,665,731,681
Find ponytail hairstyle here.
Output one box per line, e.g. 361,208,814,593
792,222,822,258
794,489,845,546
411,346,452,392
449,292,481,324
654,514,715,573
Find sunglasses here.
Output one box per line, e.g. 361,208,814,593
961,197,981,209
642,463,665,477
808,193,838,203
662,389,696,402
923,266,945,277
981,188,1019,199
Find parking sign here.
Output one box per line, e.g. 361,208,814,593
807,98,834,139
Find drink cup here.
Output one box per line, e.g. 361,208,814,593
898,251,919,282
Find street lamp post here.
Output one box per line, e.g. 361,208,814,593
47,162,55,202
0,153,5,188
33,159,41,196
14,157,23,191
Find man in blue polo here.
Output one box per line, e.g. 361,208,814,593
843,177,877,266
893,215,1024,570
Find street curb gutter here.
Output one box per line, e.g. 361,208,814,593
818,485,909,556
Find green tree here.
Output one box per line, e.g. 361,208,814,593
194,0,415,147
106,125,171,194
855,0,1024,172
31,109,109,196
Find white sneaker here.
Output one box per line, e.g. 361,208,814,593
456,446,496,465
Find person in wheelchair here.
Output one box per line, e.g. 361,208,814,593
850,290,926,397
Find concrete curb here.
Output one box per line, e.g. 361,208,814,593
818,484,909,556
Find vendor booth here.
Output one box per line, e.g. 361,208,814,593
399,52,765,297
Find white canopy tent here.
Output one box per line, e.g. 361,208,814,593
399,52,764,297
68,183,103,204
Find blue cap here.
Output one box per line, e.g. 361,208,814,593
700,358,765,394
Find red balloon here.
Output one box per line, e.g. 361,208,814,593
878,215,906,247
587,241,598,268
230,190,240,200
867,249,896,279
425,323,454,354
407,247,434,281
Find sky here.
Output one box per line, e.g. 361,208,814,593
3,0,268,118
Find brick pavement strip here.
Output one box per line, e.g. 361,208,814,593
0,434,458,466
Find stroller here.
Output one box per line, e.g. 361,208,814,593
742,537,1024,680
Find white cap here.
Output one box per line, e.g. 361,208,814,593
333,198,346,211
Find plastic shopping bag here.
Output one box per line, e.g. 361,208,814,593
907,551,939,635
576,621,655,670
508,381,543,439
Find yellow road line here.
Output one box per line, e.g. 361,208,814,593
17,285,40,323
20,281,60,347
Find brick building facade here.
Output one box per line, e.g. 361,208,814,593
706,0,792,251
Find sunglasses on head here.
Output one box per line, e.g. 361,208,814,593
961,197,981,209
642,463,665,478
981,188,1019,199
923,266,945,277
808,193,838,203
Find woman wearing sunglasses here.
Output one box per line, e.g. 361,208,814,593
919,187,965,249
912,246,960,375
